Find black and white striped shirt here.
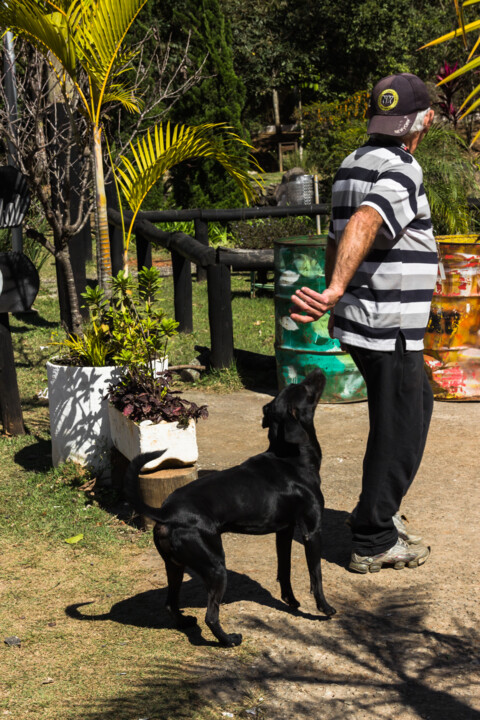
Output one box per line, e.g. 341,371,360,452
329,139,438,351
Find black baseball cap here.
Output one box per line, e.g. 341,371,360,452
367,73,431,136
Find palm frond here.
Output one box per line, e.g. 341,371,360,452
0,0,76,76
67,0,147,120
116,123,263,251
422,4,480,128
420,18,480,48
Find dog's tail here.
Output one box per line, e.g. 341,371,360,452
124,451,169,524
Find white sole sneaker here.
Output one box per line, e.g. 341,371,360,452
349,538,430,574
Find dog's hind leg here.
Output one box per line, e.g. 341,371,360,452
276,526,300,608
153,527,197,629
163,558,198,628
192,534,242,647
204,562,242,647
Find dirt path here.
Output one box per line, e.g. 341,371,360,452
139,392,480,719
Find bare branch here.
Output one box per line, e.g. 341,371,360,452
106,30,209,164
0,41,94,248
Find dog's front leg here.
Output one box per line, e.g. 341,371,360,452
276,526,300,608
303,532,336,617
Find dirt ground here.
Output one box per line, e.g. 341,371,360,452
138,391,480,720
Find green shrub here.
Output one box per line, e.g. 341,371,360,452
157,220,235,247
51,267,178,370
299,91,370,199
230,215,316,249
415,124,479,235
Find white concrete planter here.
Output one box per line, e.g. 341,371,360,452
108,404,198,472
46,361,124,475
46,357,168,475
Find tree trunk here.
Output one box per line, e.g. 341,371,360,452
93,124,112,291
55,245,84,336
273,89,281,130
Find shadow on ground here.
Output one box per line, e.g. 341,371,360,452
14,435,53,472
66,566,328,644
194,344,277,393
71,587,480,720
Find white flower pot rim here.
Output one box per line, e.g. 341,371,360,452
108,404,198,471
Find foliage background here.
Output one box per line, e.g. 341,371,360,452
148,0,250,209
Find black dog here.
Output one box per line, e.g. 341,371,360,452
124,368,336,646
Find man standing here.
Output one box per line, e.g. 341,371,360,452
291,73,437,573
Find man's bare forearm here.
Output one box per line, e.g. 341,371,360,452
328,205,383,297
290,205,384,323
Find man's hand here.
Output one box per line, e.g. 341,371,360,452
290,286,342,324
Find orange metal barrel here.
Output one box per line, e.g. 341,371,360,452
424,234,480,400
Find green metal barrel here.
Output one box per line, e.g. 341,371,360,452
274,235,367,403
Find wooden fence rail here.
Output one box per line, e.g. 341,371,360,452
107,204,329,369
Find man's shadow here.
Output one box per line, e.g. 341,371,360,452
319,507,352,565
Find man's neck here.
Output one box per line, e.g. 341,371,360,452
368,132,422,154
402,131,423,154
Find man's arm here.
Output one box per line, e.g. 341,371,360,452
290,205,384,323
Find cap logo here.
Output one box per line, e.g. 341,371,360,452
378,88,399,112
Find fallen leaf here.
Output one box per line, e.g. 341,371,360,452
65,534,83,544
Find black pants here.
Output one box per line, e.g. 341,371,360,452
347,333,433,556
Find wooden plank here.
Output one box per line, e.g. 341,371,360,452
105,180,124,276
217,247,274,270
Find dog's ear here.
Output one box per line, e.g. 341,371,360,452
262,400,273,428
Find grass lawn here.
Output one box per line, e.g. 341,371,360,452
0,248,275,719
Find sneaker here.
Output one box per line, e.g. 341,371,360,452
349,538,430,574
393,512,423,545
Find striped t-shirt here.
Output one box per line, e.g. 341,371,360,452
329,139,438,351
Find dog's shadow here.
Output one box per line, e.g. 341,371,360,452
66,508,351,646
65,568,332,647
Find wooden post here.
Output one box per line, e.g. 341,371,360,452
105,182,124,276
194,217,208,283
109,221,124,276
207,262,233,369
136,230,152,271
171,250,193,333
0,312,25,435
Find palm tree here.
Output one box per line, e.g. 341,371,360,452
1,0,146,288
1,0,260,289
